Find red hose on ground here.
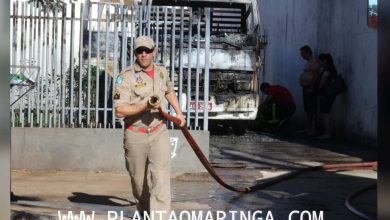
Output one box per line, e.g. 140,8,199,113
160,109,377,193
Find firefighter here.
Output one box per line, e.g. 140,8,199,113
114,36,185,219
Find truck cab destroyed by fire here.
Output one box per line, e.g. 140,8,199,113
153,0,266,135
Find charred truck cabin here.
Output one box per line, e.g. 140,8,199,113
152,0,265,135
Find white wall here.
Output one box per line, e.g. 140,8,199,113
259,0,377,143
11,128,209,173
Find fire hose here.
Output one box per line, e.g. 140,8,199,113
345,183,377,220
149,96,377,193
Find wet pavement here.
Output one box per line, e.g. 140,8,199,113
11,131,377,220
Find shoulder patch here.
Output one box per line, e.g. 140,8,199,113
115,76,124,84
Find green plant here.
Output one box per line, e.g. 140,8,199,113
27,0,75,13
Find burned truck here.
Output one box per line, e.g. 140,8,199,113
153,0,264,135
179,34,261,135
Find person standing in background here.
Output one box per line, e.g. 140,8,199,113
317,53,338,139
299,45,321,135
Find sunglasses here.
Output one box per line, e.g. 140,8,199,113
135,47,154,54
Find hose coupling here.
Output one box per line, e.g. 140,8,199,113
148,95,161,108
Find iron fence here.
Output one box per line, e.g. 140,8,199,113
10,0,213,130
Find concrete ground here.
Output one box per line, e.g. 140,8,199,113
11,131,377,220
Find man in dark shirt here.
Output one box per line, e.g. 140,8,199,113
260,82,296,125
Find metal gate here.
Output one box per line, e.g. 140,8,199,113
10,0,214,130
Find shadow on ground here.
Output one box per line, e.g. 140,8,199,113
11,192,40,202
68,192,134,207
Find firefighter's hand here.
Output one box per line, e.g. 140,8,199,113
176,113,186,127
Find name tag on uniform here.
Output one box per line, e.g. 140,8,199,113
135,82,147,88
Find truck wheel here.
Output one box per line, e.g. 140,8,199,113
233,121,248,136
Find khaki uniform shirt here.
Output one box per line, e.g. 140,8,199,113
114,63,174,128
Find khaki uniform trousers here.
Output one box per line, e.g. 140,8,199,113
124,125,171,220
